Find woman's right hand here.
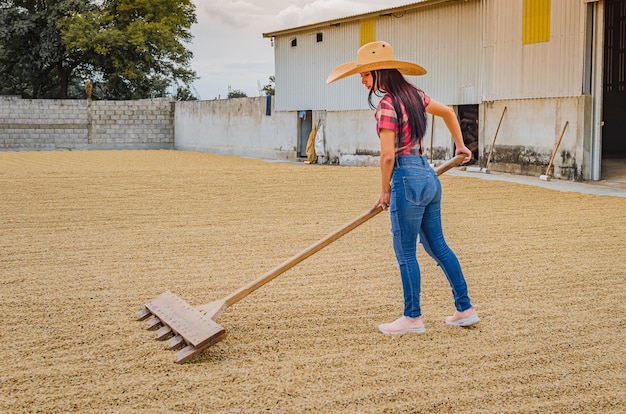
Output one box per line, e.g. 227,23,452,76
455,145,472,164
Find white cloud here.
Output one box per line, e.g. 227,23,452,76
188,0,412,99
197,1,271,29
273,0,397,29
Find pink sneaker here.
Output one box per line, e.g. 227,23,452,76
378,316,425,334
445,308,480,327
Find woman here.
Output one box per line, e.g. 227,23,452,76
327,41,479,333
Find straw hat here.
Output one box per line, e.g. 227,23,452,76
326,41,426,84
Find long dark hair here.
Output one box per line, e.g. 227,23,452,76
367,69,427,152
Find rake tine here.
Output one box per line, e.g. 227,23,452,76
175,345,200,364
145,315,162,330
137,308,152,321
155,325,173,341
167,335,186,350
174,329,228,364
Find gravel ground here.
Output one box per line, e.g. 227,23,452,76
1,150,624,413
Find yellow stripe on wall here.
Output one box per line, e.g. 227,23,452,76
522,0,551,44
360,18,376,45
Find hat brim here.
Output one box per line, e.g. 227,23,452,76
326,60,426,84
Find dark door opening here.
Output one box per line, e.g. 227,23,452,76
602,0,626,158
458,105,479,164
298,110,312,158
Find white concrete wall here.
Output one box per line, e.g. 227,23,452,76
1,94,592,180
174,95,590,179
174,97,296,160
324,110,377,162
479,96,591,179
324,109,456,166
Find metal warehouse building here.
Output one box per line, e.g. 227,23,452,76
263,0,625,181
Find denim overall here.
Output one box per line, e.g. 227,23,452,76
390,155,472,317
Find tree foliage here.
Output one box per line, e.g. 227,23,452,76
0,0,197,99
175,85,197,101
227,89,247,99
0,0,75,98
261,75,275,96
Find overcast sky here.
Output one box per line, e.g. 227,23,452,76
187,0,412,100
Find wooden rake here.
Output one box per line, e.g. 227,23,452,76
137,155,467,364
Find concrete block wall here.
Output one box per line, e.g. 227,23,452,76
88,99,174,148
0,96,174,150
0,97,88,150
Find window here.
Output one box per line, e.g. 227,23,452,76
522,0,551,44
360,18,377,45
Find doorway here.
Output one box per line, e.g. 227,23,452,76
298,110,312,158
602,0,626,181
458,105,479,164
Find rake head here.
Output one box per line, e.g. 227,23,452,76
137,291,227,364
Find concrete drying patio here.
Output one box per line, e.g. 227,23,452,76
1,150,624,413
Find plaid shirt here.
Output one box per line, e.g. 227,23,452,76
375,92,430,156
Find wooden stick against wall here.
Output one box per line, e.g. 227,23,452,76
483,106,507,173
539,121,569,181
429,114,435,164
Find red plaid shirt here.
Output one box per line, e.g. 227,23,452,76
375,92,430,156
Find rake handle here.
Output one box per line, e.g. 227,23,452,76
223,154,467,308
485,106,507,169
545,121,569,176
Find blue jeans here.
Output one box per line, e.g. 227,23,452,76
389,155,472,318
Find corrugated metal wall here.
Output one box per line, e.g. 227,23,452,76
272,0,588,111
485,0,586,100
377,0,483,105
274,22,365,111
273,1,483,111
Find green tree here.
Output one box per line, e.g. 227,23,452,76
0,0,86,98
227,89,247,99
0,0,197,99
175,85,197,101
261,75,275,96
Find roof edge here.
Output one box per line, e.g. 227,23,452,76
262,0,457,38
